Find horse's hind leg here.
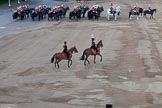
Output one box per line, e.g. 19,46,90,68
84,56,88,65
56,59,60,69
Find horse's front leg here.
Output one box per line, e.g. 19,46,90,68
54,59,57,68
70,60,72,66
94,55,96,64
97,53,102,62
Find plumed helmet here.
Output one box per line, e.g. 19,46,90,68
91,34,95,39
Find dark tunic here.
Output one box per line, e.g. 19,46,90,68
63,44,68,53
63,44,69,58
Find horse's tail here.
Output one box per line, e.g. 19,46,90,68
80,50,86,60
51,55,55,63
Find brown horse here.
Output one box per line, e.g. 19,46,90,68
80,40,103,65
51,46,78,68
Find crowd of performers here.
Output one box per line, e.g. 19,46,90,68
14,2,154,20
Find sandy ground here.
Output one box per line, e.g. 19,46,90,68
0,0,162,108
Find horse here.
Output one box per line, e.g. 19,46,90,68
107,6,121,21
31,11,43,21
87,6,104,20
80,6,89,18
143,8,156,19
129,8,140,20
48,11,59,21
69,9,82,20
139,7,143,16
61,6,70,18
80,40,103,65
51,46,78,68
12,11,25,20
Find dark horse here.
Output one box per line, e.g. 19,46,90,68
87,6,104,20
80,40,103,65
143,9,156,19
48,11,59,21
69,9,82,20
139,7,143,16
129,9,140,20
81,6,89,18
51,46,78,68
12,11,25,20
31,11,43,21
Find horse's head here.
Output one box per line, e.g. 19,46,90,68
66,6,70,11
85,6,89,11
73,46,78,53
97,6,104,13
153,8,157,13
97,40,103,48
100,6,104,12
115,6,121,13
69,46,78,53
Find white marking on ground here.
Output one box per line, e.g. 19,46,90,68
0,104,17,108
88,89,104,93
0,27,6,29
86,74,108,79
54,82,65,86
118,76,129,80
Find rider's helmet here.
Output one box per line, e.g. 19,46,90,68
61,4,64,7
64,41,67,44
91,34,95,41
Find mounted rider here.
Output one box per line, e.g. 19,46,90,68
133,3,138,13
52,7,57,13
34,7,40,14
17,6,22,14
110,3,115,14
92,5,99,13
90,34,98,53
62,41,69,59
148,4,151,12
73,6,78,13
